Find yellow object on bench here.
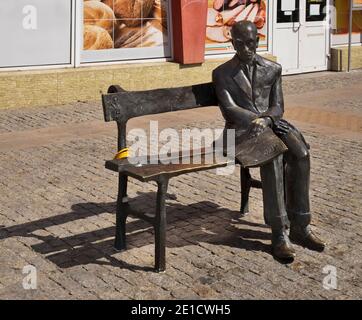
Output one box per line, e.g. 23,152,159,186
114,147,129,160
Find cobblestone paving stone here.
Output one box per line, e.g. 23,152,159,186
0,71,361,299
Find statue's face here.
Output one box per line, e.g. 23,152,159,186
231,25,259,65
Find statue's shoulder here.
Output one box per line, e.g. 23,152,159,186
212,57,236,80
256,55,282,74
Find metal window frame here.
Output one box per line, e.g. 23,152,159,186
0,0,76,72
77,0,173,66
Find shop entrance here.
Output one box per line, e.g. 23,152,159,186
272,0,329,74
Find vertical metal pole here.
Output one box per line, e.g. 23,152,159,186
155,178,169,272
348,0,353,72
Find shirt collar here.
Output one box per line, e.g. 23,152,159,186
234,54,263,70
254,54,266,67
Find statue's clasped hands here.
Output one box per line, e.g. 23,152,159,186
250,117,272,136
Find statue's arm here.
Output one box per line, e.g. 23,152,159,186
213,71,257,129
260,66,284,124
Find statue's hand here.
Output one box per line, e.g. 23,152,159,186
250,117,271,136
274,120,290,136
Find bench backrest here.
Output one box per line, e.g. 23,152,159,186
102,82,218,150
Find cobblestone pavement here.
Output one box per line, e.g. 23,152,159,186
0,71,361,300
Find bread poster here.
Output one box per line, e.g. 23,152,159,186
83,0,168,50
206,0,268,53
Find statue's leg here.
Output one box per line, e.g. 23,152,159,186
274,121,325,251
273,120,311,226
284,152,311,227
285,150,325,251
259,155,289,230
260,155,296,259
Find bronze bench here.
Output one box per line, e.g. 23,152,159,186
102,83,262,272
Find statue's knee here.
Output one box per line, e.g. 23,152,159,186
285,147,309,162
293,151,310,169
300,148,310,160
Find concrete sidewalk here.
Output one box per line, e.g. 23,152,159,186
0,71,361,299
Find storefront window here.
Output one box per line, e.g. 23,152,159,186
305,0,326,22
205,0,269,55
331,0,362,46
0,0,72,68
81,0,171,63
277,0,300,23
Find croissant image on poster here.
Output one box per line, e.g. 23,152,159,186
206,0,268,53
83,0,168,50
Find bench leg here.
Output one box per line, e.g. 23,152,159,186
240,167,251,216
114,174,128,251
154,178,169,272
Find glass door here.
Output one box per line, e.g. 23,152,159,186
273,0,301,74
273,0,329,74
300,0,328,72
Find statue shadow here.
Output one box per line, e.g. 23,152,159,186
0,191,272,271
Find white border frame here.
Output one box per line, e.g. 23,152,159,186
74,0,81,67
0,0,76,72
78,0,172,65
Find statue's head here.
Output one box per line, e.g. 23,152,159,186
231,21,259,65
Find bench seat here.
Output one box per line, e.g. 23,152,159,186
105,149,233,182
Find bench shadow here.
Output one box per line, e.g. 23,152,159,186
0,191,271,271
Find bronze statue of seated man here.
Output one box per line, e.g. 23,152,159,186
212,21,325,261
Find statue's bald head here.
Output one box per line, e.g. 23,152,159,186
230,21,259,64
231,21,257,40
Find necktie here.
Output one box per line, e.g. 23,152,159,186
246,64,253,84
241,64,252,86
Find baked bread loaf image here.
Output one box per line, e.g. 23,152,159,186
102,0,154,27
84,0,115,34
114,19,165,48
83,24,114,50
83,0,168,50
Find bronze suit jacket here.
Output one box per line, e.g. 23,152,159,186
213,54,309,161
212,54,284,134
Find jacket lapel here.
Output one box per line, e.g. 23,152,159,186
253,55,267,86
230,55,267,113
232,68,253,101
251,55,267,111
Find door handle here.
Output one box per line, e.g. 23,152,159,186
293,22,301,32
290,8,301,32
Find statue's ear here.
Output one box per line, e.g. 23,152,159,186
256,36,260,48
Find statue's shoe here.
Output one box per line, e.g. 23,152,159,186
272,231,296,261
272,240,296,260
290,227,326,252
